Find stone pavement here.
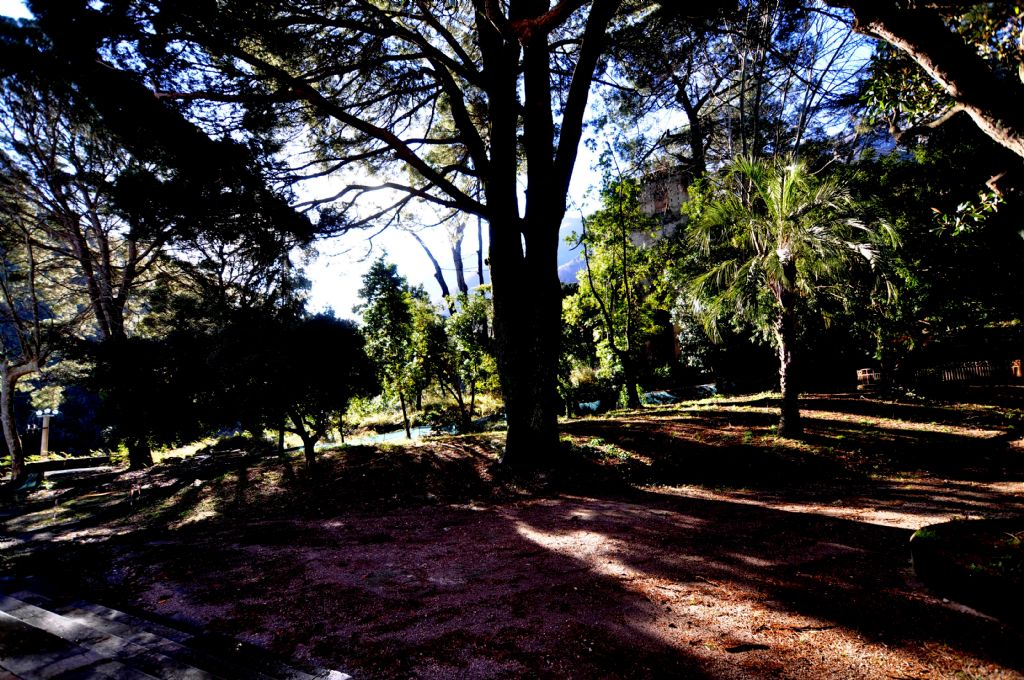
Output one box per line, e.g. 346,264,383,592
0,591,351,680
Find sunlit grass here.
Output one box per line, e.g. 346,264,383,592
152,438,216,463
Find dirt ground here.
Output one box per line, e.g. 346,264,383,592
5,391,1024,679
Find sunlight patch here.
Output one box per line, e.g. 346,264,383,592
514,523,647,581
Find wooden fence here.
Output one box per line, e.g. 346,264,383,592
915,359,1012,385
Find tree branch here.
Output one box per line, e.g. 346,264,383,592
826,0,1024,158
224,46,487,215
553,0,620,203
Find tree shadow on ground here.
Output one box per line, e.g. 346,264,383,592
562,416,850,488
0,450,286,578
46,480,1024,678
922,384,1024,412
799,392,1020,428
564,395,1024,485
508,492,1024,672
7,394,1024,678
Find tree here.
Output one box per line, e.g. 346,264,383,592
0,158,91,479
0,229,75,479
404,221,473,316
572,176,671,408
14,0,732,471
358,258,416,439
417,289,495,430
272,315,376,467
610,0,871,172
0,75,167,344
841,122,1024,380
0,33,316,470
831,0,1024,159
88,335,202,470
686,156,892,436
447,291,494,421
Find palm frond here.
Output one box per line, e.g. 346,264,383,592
682,154,900,346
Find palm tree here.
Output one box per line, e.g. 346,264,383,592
687,156,893,437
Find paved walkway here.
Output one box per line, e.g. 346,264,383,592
0,591,351,679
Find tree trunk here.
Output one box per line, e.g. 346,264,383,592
410,231,454,312
680,97,708,177
303,437,316,469
470,379,476,420
399,391,411,439
621,354,642,409
286,411,319,468
0,369,25,481
127,435,153,470
489,216,563,471
452,227,469,296
454,380,471,433
474,0,616,472
775,278,801,437
476,214,485,287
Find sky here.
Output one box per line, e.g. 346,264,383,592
300,163,595,320
0,0,26,18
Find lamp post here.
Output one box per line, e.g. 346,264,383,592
35,407,60,456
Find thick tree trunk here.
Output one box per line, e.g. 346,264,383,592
474,0,615,472
303,438,316,469
680,97,708,177
489,216,563,471
775,281,801,437
1,370,25,481
127,436,153,470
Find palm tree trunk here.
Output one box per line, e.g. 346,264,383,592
775,291,802,437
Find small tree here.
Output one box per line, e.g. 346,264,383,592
573,177,673,408
418,290,495,431
357,258,415,439
89,335,202,470
273,314,376,468
448,291,494,422
686,156,893,436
